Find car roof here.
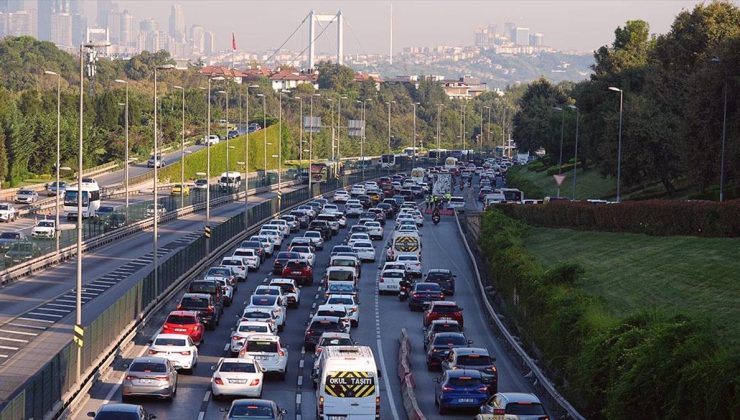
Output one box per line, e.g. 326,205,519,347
319,332,351,339
311,315,341,323
154,333,189,341
496,392,542,404
451,347,490,356
182,293,210,299
131,356,167,364
431,301,458,307
427,269,452,274
382,269,406,274
446,368,483,378
168,310,198,317
97,403,142,413
430,319,460,326
246,333,279,341
326,294,356,300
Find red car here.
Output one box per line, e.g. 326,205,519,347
423,301,464,330
282,260,314,286
161,310,205,345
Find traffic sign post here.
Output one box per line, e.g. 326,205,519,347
204,225,211,238
73,323,84,348
553,174,566,198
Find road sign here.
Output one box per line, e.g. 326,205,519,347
348,120,365,137
204,225,211,238
73,324,84,348
303,116,321,133
553,174,566,186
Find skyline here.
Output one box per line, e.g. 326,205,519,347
76,0,706,55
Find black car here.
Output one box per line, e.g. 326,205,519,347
178,293,220,330
357,195,372,209
425,332,470,370
408,282,445,311
273,251,302,274
0,231,23,253
304,316,345,350
377,203,395,219
289,210,310,228
188,280,226,310
308,220,332,240
224,399,286,420
425,269,456,296
382,198,400,213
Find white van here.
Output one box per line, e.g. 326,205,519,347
325,266,358,287
316,346,380,420
388,232,421,260
218,171,242,190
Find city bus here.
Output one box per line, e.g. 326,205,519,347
402,147,421,157
428,149,450,160
64,179,101,220
311,161,339,182
380,154,398,168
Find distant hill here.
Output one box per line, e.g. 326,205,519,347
361,51,594,88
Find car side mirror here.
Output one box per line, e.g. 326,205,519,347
147,339,153,345
211,365,216,371
149,415,157,420
468,340,474,345
87,412,96,418
434,378,440,383
280,409,287,415
219,408,227,413
377,369,382,378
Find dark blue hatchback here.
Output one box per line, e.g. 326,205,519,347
434,369,490,414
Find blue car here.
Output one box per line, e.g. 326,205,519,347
434,369,490,414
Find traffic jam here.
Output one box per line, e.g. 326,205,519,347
89,164,546,420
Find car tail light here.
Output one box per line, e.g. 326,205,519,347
376,396,381,417
318,396,324,415
477,385,489,393
214,377,224,385
148,349,158,355
442,385,454,391
278,349,285,357
205,306,214,313
125,375,137,381
493,409,506,415
154,376,169,381
176,304,182,310
232,335,241,341
412,293,421,298
249,378,261,386
379,278,384,283
180,351,191,355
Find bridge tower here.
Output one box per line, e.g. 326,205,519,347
308,10,343,70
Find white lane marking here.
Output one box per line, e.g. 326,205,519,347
0,329,37,336
0,336,28,343
44,303,76,309
33,307,70,313
16,317,53,323
223,343,229,352
297,375,303,386
0,345,19,351
196,412,205,420
374,268,400,420
27,312,62,318
295,393,302,404
0,354,8,358
203,390,211,402
8,322,46,330
299,359,304,369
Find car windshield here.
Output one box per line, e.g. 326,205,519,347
243,312,270,320
332,259,355,267
154,337,187,346
239,324,269,333
277,252,300,260
292,246,311,254
240,241,262,248
506,402,546,415
433,335,467,346
328,270,354,281
305,232,320,238
37,221,54,227
432,323,461,333
433,305,461,313
317,309,346,318
456,352,493,366
189,282,215,293
130,362,167,373
219,361,257,373
166,315,196,325
92,413,140,420
327,297,354,305
328,284,355,293
245,340,278,353
251,296,277,306
416,284,441,292
447,376,482,387
354,242,372,249
180,296,209,308
398,256,418,262
207,268,230,277
0,232,20,239
255,288,280,296
310,320,343,332
229,403,274,418
319,337,353,347
382,271,403,278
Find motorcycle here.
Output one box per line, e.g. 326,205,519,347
399,281,411,301
432,211,441,225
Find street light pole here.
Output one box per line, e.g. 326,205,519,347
309,94,316,194
412,102,420,167
114,79,129,212
436,104,442,164
153,64,174,298
338,96,347,160
173,85,185,207
568,105,580,200
44,70,61,253
609,86,623,203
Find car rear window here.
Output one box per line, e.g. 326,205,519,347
433,335,467,346
251,296,278,306
243,311,270,319
246,340,278,353
310,320,344,332
416,284,441,292
239,324,269,333
506,403,546,415
328,270,354,281
130,362,167,373
457,354,493,366
208,268,231,277
154,337,187,346
432,323,461,333
319,337,354,347
433,305,461,313
219,361,257,373
255,288,280,296
166,315,196,325
328,284,355,293
448,376,482,387
317,310,347,318
189,282,216,294
327,297,354,305
180,296,209,308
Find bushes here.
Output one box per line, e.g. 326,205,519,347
546,161,579,176
505,166,545,199
526,160,547,172
479,210,739,419
496,199,740,237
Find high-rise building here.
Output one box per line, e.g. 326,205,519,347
139,17,156,32
97,0,113,27
70,0,83,15
2,0,26,13
503,22,516,41
107,9,120,43
514,27,530,46
168,4,185,43
119,9,133,46
71,12,86,45
190,24,205,55
4,9,31,36
530,33,544,47
204,30,215,56
50,12,72,47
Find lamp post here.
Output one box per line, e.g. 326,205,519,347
337,96,347,160
152,64,174,299
309,94,321,193
553,106,565,198
608,86,623,203
217,88,230,175
75,41,109,380
568,105,580,200
243,84,258,228
113,79,129,214
173,85,185,207
327,98,334,161
483,106,490,155
204,76,224,247
357,99,371,180
711,57,728,202
44,70,61,253
278,90,289,209
387,101,395,155
412,102,420,167
436,104,442,164
256,93,267,185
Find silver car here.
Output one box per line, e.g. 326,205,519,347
15,189,39,204
122,357,177,401
478,392,547,419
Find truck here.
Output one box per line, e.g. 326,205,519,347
432,172,451,197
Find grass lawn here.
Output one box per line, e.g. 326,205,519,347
524,227,740,348
508,165,617,200
158,125,284,183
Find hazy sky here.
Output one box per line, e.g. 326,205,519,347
91,0,708,54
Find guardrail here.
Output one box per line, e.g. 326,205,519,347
453,211,585,420
398,328,426,420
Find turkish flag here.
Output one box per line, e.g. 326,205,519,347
232,33,237,51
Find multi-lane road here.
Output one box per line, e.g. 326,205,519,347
77,180,536,419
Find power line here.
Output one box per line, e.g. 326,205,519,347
265,11,311,65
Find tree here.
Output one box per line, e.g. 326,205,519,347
512,78,569,154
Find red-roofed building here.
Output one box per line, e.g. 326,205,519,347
198,66,248,83
242,66,273,81
269,70,318,91
354,72,383,91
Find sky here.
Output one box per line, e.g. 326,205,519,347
89,0,709,55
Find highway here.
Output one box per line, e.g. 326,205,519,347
0,183,302,364
79,179,537,419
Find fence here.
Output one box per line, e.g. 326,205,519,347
0,162,423,420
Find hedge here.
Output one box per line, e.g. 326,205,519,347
495,199,740,237
546,161,579,176
480,210,740,419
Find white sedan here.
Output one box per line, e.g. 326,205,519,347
288,245,315,267
333,190,349,203
239,334,289,380
303,231,324,250
352,240,376,262
350,185,366,195
247,295,286,331
211,357,264,399
230,320,277,356
232,248,261,271
147,333,198,373
269,278,301,308
326,294,360,327
364,221,383,240
347,232,371,247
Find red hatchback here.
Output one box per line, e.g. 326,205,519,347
161,310,205,345
282,260,314,286
423,301,464,330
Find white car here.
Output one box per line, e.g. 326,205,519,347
216,278,234,305
259,228,283,247
267,220,291,237
248,295,286,331
364,221,383,240
378,269,405,294
147,333,198,373
396,221,419,234
15,189,39,204
364,181,378,189
325,294,360,327
288,245,315,267
239,334,289,380
253,285,288,308
204,134,220,145
396,213,416,225
210,357,264,399
221,257,248,281
345,204,363,217
314,304,352,333
333,190,349,203
230,320,277,356
296,205,317,219
397,254,422,277
250,235,275,257
0,203,19,222
240,307,279,331
350,185,366,195
323,203,340,214
408,210,424,226
269,278,301,308
303,231,324,250
448,196,466,210
352,240,375,262
232,248,261,271
32,219,56,238
347,232,371,247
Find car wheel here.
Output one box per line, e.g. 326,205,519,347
121,394,130,403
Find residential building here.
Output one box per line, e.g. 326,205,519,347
50,12,72,47
514,27,530,46
269,69,317,91
441,76,487,100
119,9,133,46
204,30,215,56
530,32,544,47
97,0,113,27
2,10,32,36
191,24,205,55
168,4,185,43
199,66,247,84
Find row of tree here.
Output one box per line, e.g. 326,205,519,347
512,1,738,197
